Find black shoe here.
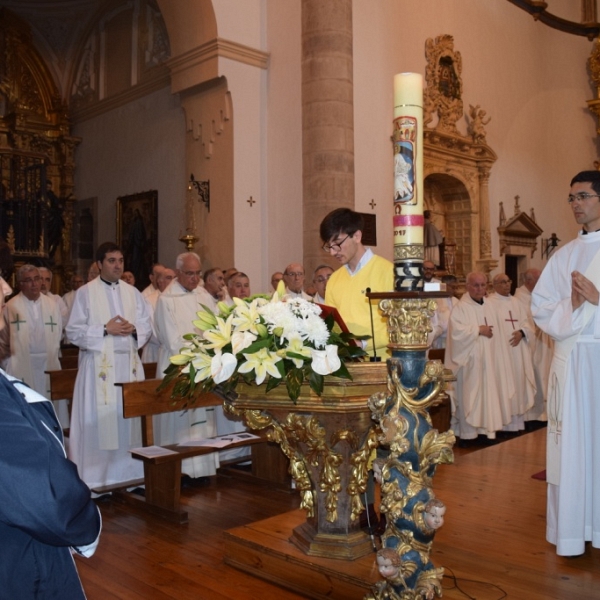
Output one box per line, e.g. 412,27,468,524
181,475,210,489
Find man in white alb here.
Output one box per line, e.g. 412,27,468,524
487,273,536,432
532,170,600,556
312,265,334,304
445,271,515,440
66,242,151,490
154,252,218,479
0,264,63,406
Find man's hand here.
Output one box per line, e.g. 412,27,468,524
105,315,135,336
479,325,493,338
571,271,599,310
509,330,523,347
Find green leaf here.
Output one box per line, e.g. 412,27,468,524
332,361,352,380
309,370,324,396
241,337,273,354
265,376,282,393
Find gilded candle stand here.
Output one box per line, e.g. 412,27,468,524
365,291,455,600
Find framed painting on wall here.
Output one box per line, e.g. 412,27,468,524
116,190,158,291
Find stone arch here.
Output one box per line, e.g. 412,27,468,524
424,173,472,278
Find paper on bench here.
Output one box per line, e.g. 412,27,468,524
130,444,179,457
178,432,261,448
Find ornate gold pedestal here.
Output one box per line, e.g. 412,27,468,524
225,361,388,560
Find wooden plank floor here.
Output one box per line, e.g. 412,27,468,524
77,428,600,599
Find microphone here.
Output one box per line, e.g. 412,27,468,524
366,288,380,362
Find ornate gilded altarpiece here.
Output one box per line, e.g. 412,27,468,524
422,35,499,280
0,9,79,290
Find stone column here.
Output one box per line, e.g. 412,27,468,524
301,0,354,276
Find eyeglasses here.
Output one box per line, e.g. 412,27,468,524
496,279,511,284
568,193,600,204
20,276,41,284
322,234,350,253
314,275,331,283
285,272,304,278
181,270,202,278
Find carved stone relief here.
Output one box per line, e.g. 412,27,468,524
423,35,499,279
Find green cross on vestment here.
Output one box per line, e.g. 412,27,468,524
45,316,58,332
10,314,26,331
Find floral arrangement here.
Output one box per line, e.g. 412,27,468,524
162,289,367,403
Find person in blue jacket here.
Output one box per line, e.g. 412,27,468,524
0,368,101,599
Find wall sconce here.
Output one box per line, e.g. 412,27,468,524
189,174,210,212
542,232,560,259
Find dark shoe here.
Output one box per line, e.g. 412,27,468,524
181,475,210,489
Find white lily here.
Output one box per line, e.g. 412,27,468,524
231,297,262,335
211,351,237,384
231,330,257,355
238,347,282,385
191,352,213,382
284,333,312,368
170,349,195,366
310,344,341,375
203,314,233,350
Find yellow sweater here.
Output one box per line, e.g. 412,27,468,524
325,254,394,356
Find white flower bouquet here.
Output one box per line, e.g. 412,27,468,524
161,289,368,403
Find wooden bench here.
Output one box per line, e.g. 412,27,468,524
116,379,269,523
46,362,157,406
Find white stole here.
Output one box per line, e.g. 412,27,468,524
546,248,600,484
88,278,143,450
5,294,61,390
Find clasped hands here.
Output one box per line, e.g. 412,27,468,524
571,271,599,310
105,315,135,337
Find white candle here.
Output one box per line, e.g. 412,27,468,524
392,73,424,290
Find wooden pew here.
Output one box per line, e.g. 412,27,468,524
116,379,268,524
46,362,158,404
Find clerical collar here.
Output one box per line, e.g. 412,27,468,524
100,277,119,286
470,296,484,305
582,228,600,234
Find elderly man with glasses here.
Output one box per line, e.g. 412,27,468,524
282,263,312,301
0,264,63,414
319,208,393,358
153,252,218,480
487,272,536,434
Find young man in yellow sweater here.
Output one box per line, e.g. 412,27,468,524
320,208,394,358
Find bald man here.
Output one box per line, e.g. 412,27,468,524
282,263,312,301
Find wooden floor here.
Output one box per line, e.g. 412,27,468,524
77,428,600,599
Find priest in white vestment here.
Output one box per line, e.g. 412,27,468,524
66,242,151,490
532,170,600,556
487,274,536,432
312,265,334,305
0,264,64,422
62,273,85,327
197,267,229,313
39,267,69,325
514,268,553,421
445,272,515,440
282,263,312,301
154,252,218,478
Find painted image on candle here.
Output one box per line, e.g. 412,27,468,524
393,116,417,205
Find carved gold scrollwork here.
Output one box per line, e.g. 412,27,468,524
348,426,379,521
379,298,437,349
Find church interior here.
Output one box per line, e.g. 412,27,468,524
2,0,600,598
